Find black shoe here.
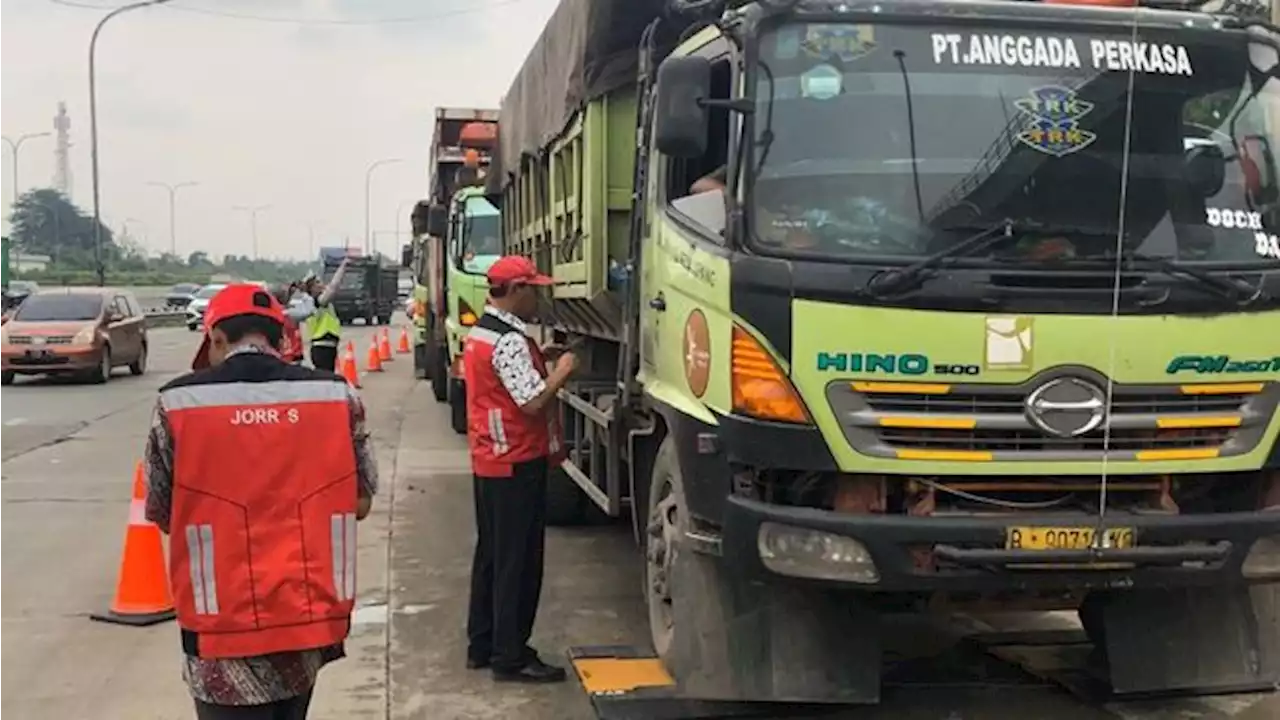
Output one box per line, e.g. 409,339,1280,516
492,658,568,684
466,656,490,670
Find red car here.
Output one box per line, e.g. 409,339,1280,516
1,289,148,385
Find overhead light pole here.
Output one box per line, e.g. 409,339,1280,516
233,205,270,260
364,158,402,255
147,180,198,257
89,0,176,286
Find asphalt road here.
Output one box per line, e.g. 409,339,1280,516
2,324,1276,720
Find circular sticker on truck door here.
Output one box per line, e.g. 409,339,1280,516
683,310,711,398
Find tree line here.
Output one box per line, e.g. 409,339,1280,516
6,188,312,286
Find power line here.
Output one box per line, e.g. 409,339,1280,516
48,0,524,25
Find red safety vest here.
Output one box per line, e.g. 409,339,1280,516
463,313,564,477
160,374,358,659
280,318,304,363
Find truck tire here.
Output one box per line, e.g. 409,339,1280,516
379,314,392,325
645,436,881,703
546,464,588,527
449,379,467,435
430,345,448,403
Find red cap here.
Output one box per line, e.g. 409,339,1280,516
486,256,553,287
191,284,286,370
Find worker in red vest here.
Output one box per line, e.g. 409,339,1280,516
463,256,576,684
143,283,378,719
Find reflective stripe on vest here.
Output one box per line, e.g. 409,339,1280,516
162,377,357,659
462,316,565,477
309,303,341,341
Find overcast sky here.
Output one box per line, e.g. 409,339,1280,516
1,0,558,261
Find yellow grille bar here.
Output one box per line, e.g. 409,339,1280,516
1155,416,1243,429
879,416,977,430
1134,448,1221,461
895,448,992,462
852,381,951,394
1179,383,1264,395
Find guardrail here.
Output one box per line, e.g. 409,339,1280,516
143,307,191,329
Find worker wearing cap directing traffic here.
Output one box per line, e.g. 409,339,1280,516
463,255,578,684
292,257,351,372
143,283,377,719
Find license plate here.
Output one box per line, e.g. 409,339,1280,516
25,349,51,359
1006,526,1135,551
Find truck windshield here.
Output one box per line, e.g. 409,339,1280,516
751,22,1280,269
457,196,502,275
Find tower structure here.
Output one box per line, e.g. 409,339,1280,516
52,101,72,198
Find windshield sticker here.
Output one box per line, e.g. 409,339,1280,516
985,317,1034,371
1014,86,1097,157
930,34,1192,76
1206,208,1264,230
800,64,843,100
1256,233,1280,260
803,25,877,63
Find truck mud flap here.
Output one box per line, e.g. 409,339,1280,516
567,646,832,720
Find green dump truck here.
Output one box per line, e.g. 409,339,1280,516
420,186,503,434
492,0,1280,705
404,107,498,394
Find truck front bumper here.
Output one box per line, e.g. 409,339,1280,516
721,496,1280,593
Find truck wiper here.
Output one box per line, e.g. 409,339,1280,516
1115,251,1269,307
865,218,1013,297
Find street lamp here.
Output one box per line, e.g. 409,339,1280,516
1,132,52,208
89,0,176,287
123,217,148,245
147,180,197,257
233,205,270,260
364,158,402,255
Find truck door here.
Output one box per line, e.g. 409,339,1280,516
646,38,736,404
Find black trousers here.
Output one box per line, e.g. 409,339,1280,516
466,456,549,670
310,343,338,372
194,689,312,720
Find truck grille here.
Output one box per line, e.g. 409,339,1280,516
826,377,1279,462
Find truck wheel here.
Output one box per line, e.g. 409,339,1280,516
449,381,467,435
546,464,588,527
430,346,448,403
379,315,392,325
645,436,881,702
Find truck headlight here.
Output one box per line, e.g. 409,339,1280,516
1242,535,1280,580
757,521,879,584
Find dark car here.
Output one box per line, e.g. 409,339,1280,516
1,289,148,385
165,282,201,309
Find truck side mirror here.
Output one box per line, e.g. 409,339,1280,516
400,243,413,269
1184,144,1226,198
654,55,711,159
410,200,432,236
426,204,448,238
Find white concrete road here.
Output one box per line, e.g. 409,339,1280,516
2,322,1277,720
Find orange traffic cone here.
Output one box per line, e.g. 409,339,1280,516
378,328,393,362
366,337,383,372
341,341,361,388
396,327,411,354
90,462,176,626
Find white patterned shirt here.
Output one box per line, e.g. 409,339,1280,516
485,306,547,407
